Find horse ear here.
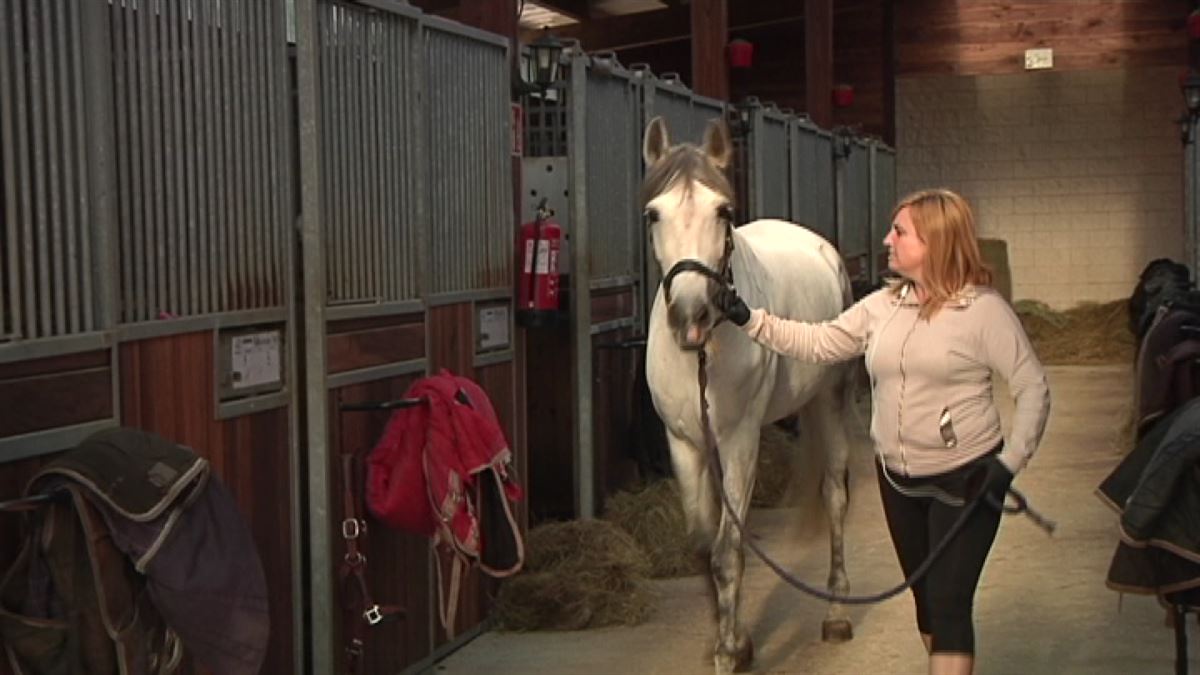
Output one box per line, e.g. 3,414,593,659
702,118,732,170
643,116,671,167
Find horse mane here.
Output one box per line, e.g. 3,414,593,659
639,144,734,208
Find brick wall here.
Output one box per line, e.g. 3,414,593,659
895,66,1184,308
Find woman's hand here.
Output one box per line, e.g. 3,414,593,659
713,286,751,326
978,455,1014,501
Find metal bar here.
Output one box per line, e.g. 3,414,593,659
217,0,233,311
423,286,510,307
382,15,398,302
159,0,176,317
13,0,35,337
473,350,513,369
198,0,214,315
0,419,120,464
296,0,335,669
0,0,20,339
264,0,283,308
133,0,150,321
53,0,80,334
324,358,427,390
215,389,290,420
26,0,50,337
169,0,186,316
149,0,167,318
181,0,198,316
73,0,100,332
567,53,593,519
0,329,113,365
348,9,364,302
251,0,269,308
235,0,250,309
368,16,383,304
43,0,65,335
590,317,637,335
116,306,287,341
413,17,427,302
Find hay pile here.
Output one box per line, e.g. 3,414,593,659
1014,299,1134,365
493,520,654,631
603,480,703,578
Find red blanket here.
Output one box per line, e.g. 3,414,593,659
366,370,523,565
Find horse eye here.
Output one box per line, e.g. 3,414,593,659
717,205,734,222
643,208,659,225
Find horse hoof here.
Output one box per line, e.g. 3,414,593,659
821,618,853,642
714,635,754,674
733,635,754,672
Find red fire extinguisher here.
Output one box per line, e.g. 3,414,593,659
516,199,563,327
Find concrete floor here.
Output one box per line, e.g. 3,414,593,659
431,365,1197,674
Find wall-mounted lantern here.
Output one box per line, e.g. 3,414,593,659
514,28,564,96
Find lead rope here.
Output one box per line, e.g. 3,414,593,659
695,347,1054,605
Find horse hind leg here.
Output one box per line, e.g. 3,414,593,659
710,424,758,674
804,376,854,642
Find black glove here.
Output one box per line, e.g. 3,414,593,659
976,455,1014,503
713,286,751,327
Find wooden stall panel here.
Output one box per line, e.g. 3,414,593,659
590,287,635,326
120,331,295,675
0,351,113,438
524,319,575,523
327,315,425,374
427,304,474,376
330,377,432,675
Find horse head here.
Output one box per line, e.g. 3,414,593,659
641,116,735,349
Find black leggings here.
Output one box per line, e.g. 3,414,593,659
876,453,1005,655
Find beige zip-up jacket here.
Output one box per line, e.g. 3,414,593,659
743,284,1050,477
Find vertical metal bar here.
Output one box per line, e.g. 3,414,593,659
243,0,261,308
82,0,115,331
317,2,332,304
149,0,167,317
251,0,270,307
136,0,154,320
367,17,382,302
381,16,397,301
217,0,233,311
14,0,36,337
199,0,215,314
346,10,361,301
330,4,345,304
234,0,250,309
264,0,283,307
353,11,368,301
413,20,427,300
181,0,198,315
0,0,21,339
52,0,80,334
296,0,335,669
126,0,144,323
567,53,593,518
41,0,65,335
26,0,51,337
164,0,183,316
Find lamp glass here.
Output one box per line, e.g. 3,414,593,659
528,30,563,90
1184,74,1200,115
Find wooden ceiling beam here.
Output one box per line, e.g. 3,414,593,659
532,0,593,22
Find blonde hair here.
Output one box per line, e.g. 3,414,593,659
890,188,992,319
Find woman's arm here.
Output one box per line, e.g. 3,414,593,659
740,299,873,364
980,297,1052,474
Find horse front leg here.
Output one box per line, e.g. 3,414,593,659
807,381,854,642
710,424,758,674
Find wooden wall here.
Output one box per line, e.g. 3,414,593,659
325,303,525,673
0,332,297,675
897,0,1189,77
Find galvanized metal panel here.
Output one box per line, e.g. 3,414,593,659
423,19,512,295
870,142,897,283
757,110,790,220
650,83,695,145
790,119,831,240
840,138,872,272
0,0,97,340
314,2,423,305
106,0,291,323
584,66,640,284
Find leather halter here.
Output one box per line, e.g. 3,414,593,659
661,223,736,302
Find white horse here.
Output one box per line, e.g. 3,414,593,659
642,116,855,674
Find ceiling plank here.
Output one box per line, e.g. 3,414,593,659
532,0,593,22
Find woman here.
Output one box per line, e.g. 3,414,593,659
716,188,1051,675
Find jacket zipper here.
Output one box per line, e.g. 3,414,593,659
895,316,919,474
